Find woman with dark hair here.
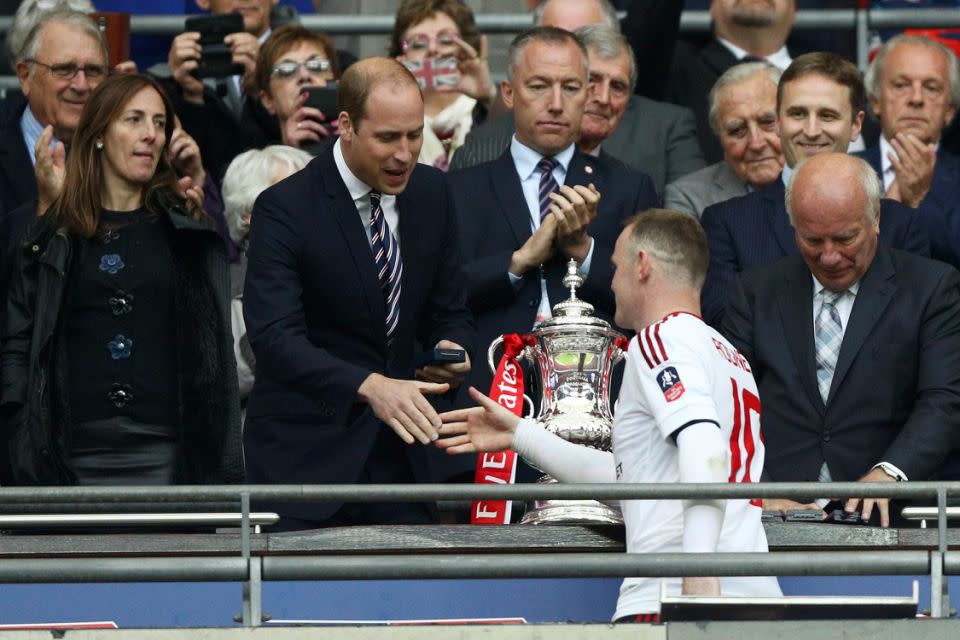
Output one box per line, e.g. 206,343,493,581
390,0,495,171
0,73,243,486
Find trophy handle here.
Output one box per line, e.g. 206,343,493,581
487,336,505,374
523,393,535,418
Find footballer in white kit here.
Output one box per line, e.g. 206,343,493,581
437,209,782,620
611,311,781,618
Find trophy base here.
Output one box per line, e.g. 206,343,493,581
519,475,624,525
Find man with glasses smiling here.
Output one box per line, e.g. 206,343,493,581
0,10,107,219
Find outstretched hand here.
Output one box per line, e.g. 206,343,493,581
436,386,521,454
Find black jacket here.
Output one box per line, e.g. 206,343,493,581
0,198,244,485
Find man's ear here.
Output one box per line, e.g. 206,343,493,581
195,0,211,11
338,112,354,143
500,79,514,110
636,249,652,282
15,61,30,95
850,109,865,143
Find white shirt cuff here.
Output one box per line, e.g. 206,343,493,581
872,461,908,481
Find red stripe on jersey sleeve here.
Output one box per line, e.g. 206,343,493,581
637,337,655,368
741,385,761,483
654,322,668,362
643,327,662,366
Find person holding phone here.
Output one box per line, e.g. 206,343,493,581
255,24,341,152
390,0,495,171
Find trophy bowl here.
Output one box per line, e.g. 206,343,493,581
487,260,626,525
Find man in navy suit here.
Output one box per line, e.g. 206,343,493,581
242,57,475,530
449,26,658,402
700,52,929,327
859,34,960,271
723,153,960,527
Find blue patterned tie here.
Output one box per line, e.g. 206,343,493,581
537,156,559,222
814,290,844,403
369,190,402,346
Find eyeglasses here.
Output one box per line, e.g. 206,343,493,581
27,59,108,80
402,31,459,52
271,58,332,80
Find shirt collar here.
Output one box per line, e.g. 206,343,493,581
715,37,791,71
781,163,794,188
20,106,55,167
509,136,576,182
333,137,376,202
812,275,860,299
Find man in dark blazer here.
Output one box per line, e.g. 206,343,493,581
858,34,960,272
700,52,930,328
723,153,960,527
243,58,475,530
0,12,108,313
450,25,703,196
449,27,658,401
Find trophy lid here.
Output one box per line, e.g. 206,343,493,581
539,259,610,329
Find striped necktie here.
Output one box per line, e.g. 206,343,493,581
814,290,844,403
369,190,402,346
537,156,559,222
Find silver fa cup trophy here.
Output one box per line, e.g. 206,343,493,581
487,260,627,524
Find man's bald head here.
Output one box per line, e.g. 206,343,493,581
786,153,881,292
337,56,422,129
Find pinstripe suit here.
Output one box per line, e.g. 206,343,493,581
700,176,931,328
449,95,705,196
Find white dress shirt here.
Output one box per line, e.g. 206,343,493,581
716,37,792,71
333,138,400,248
507,136,595,324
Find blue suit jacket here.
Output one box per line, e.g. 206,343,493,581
700,175,931,327
858,146,960,270
242,147,475,520
723,247,960,486
448,148,659,397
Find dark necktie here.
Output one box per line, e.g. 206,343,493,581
537,156,559,222
369,190,402,346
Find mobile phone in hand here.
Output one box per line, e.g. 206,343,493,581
185,13,245,79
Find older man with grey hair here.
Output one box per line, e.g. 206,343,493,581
665,62,783,217
724,152,960,522
857,34,960,272
451,24,704,196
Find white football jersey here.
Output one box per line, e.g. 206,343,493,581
612,312,781,619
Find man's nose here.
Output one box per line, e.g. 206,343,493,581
908,80,924,106
592,80,610,105
548,85,564,113
803,114,820,137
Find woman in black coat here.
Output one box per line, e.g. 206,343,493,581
0,73,243,485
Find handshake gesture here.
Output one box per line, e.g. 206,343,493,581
509,183,600,276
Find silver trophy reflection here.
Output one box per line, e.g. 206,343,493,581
488,260,626,524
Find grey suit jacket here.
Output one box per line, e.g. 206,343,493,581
449,95,705,196
663,161,747,218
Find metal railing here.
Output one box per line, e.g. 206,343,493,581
0,481,957,626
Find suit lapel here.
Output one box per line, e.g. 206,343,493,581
319,151,387,350
490,150,533,246
761,178,796,255
701,39,740,77
776,258,824,414
862,145,882,176
828,248,895,402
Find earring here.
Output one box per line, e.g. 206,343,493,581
96,140,103,150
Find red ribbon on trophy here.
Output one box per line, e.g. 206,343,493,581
471,333,533,525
